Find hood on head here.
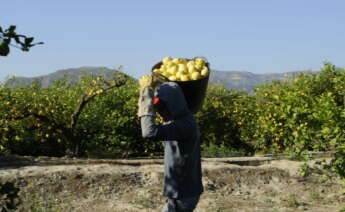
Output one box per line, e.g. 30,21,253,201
155,82,190,118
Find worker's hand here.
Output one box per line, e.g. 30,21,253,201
139,74,154,90
137,87,156,118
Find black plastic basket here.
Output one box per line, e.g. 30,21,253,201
151,58,210,114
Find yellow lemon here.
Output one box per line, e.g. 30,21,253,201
180,74,190,81
166,61,174,68
188,65,196,74
160,65,167,73
195,57,205,66
178,64,188,74
187,61,195,68
179,58,187,64
163,56,172,64
172,58,180,64
175,71,183,80
167,65,178,75
191,72,201,80
201,67,209,76
162,71,170,78
168,76,177,81
195,63,203,70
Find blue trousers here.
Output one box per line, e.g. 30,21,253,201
162,196,200,212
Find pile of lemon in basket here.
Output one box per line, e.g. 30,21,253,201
153,57,209,81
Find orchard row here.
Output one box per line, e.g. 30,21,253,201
0,63,344,178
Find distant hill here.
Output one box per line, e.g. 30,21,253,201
4,67,127,88
211,67,344,91
210,70,308,91
4,66,311,91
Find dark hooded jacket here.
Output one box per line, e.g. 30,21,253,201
139,82,203,199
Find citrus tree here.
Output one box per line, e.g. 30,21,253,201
0,72,128,156
253,64,345,155
196,84,255,155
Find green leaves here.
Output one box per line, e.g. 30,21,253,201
8,25,16,32
0,73,148,157
0,25,43,56
252,62,345,156
196,84,255,154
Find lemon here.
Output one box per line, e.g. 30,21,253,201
175,71,183,80
195,63,203,70
162,72,170,78
167,66,178,75
172,58,180,64
188,65,197,74
201,67,209,76
187,60,195,67
166,61,174,68
163,56,172,64
195,58,205,66
180,74,190,81
178,64,188,74
160,65,167,73
191,72,201,80
169,76,177,81
179,58,187,64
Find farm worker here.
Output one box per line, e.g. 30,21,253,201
138,74,203,212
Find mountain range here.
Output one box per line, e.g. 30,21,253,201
3,66,309,91
208,70,305,91
4,67,124,88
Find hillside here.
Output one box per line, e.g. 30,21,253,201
209,70,307,91
3,67,126,88
3,66,311,91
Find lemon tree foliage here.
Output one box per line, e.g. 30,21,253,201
196,84,255,155
253,63,345,155
0,62,344,179
0,73,132,157
252,63,345,179
0,25,43,56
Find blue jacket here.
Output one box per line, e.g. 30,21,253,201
139,82,203,199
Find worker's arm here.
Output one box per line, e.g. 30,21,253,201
141,116,187,141
138,88,187,142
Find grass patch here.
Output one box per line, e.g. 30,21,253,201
130,197,156,209
309,191,322,201
282,194,308,208
339,205,345,212
201,144,247,158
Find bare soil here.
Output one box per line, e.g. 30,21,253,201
0,155,344,212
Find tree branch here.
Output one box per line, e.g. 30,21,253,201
70,78,127,130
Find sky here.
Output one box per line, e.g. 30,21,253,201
1,0,345,82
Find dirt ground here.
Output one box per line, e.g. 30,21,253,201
0,155,344,212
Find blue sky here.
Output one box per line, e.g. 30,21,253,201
1,0,345,82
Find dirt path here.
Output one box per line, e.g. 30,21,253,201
0,156,344,212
